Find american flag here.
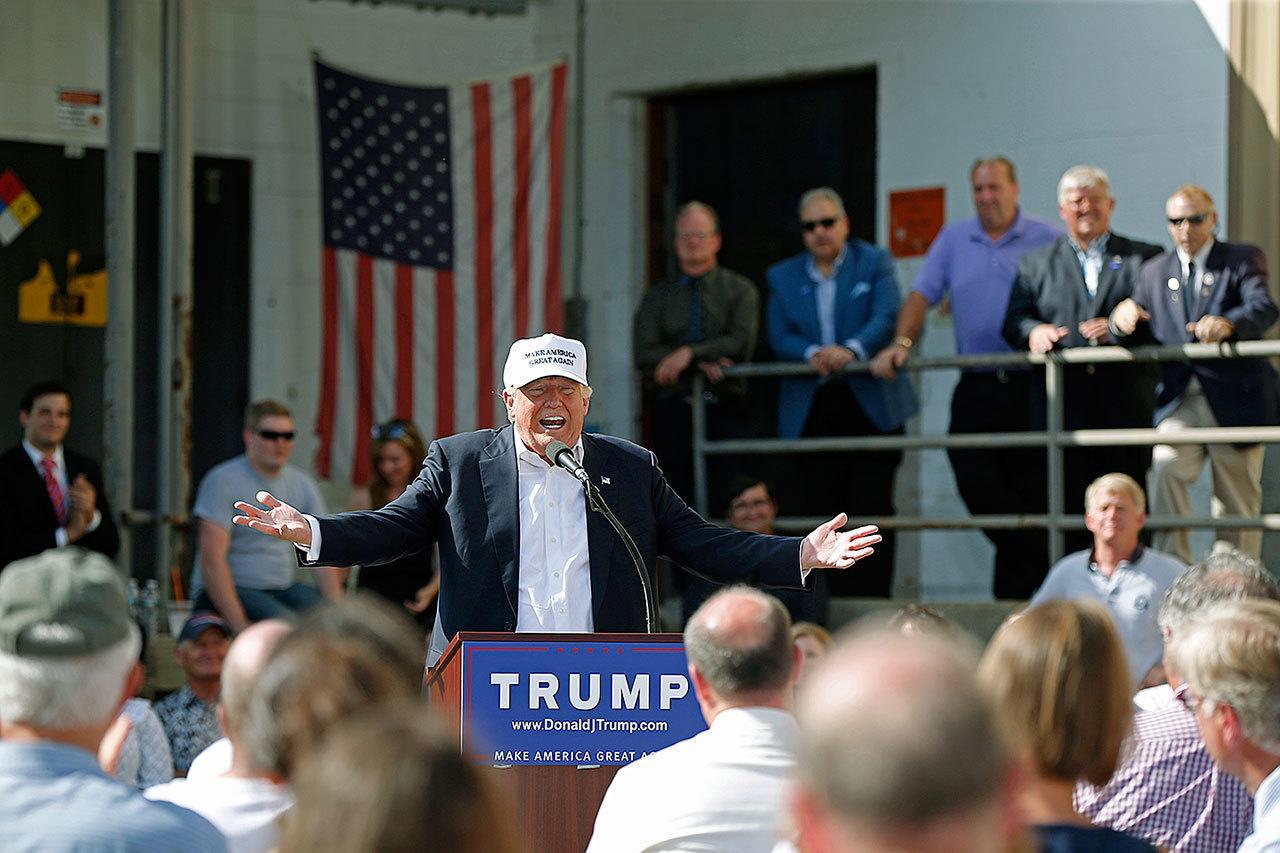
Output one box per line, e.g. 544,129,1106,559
313,59,568,484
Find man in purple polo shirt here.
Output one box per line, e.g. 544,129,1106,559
871,157,1060,598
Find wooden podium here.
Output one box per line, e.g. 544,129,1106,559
425,631,692,853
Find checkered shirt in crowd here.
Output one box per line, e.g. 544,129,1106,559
153,684,221,775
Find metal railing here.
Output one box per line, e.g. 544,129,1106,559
691,339,1280,564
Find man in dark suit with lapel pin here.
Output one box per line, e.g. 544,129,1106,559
1003,165,1162,551
231,333,881,665
1109,184,1278,564
0,380,119,571
766,187,918,598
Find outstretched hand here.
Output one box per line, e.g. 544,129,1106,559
232,491,313,547
800,513,881,569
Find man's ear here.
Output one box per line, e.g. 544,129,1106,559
689,663,712,707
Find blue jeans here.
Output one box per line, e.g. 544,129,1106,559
193,583,325,623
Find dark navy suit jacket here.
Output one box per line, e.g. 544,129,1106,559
766,239,918,437
1122,241,1278,427
309,427,804,663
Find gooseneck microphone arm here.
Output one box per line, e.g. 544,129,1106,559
546,440,658,633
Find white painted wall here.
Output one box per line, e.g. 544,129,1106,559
0,0,1231,596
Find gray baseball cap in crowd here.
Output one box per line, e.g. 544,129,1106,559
0,547,131,657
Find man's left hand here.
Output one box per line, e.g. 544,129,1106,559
800,513,881,569
69,474,97,516
1188,315,1234,343
697,357,732,384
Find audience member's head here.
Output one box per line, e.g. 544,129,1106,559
791,621,832,683
979,599,1131,788
173,611,231,692
280,702,519,853
218,619,293,774
887,603,956,638
0,548,141,746
1083,472,1146,553
1056,164,1115,245
368,419,428,506
242,398,296,476
1171,598,1280,794
792,626,1013,853
244,593,424,778
970,156,1019,235
673,200,722,278
683,586,795,719
1166,183,1218,257
723,476,777,535
18,379,72,454
797,187,850,267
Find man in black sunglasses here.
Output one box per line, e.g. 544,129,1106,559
1109,184,1278,564
190,399,343,632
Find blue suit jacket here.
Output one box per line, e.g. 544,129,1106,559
310,427,804,663
766,240,918,437
1124,241,1279,427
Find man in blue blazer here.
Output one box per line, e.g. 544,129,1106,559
1110,184,1278,563
766,187,917,598
233,333,881,664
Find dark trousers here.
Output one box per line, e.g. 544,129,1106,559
648,392,751,508
680,570,830,628
787,381,902,598
947,370,1048,599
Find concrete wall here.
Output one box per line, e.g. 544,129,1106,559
0,0,1233,597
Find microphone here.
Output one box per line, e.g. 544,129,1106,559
544,438,658,633
546,439,590,485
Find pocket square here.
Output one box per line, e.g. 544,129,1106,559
601,476,611,485
853,281,872,297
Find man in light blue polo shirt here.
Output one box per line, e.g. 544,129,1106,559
872,156,1060,599
1031,473,1186,689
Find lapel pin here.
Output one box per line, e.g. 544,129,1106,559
1108,256,1122,270
1167,277,1180,291
1203,272,1214,285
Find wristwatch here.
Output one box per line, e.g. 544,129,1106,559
893,336,914,350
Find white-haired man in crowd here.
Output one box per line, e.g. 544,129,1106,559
588,586,800,852
0,548,225,851
146,619,294,852
1078,550,1279,851
788,626,1019,853
1172,598,1280,852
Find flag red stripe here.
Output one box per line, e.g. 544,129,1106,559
315,247,340,478
353,254,375,486
472,82,495,429
395,264,414,417
543,63,568,332
512,75,533,338
435,270,456,437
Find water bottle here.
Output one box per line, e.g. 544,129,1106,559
142,580,161,639
126,578,141,623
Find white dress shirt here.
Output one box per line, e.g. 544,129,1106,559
513,436,593,632
1240,763,1280,853
22,439,101,546
587,707,799,853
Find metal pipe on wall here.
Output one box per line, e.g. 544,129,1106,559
104,0,137,576
157,0,195,595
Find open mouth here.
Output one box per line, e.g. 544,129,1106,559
539,416,566,430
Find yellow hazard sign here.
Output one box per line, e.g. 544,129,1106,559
18,250,108,327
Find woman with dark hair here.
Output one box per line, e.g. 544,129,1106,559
979,599,1156,852
345,419,438,631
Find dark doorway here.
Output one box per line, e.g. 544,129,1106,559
0,141,251,576
640,68,879,510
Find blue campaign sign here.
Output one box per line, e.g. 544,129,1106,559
459,639,708,766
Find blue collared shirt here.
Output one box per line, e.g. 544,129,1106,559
803,245,868,359
1071,232,1111,299
912,210,1061,356
0,740,226,852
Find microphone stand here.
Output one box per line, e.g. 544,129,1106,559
583,480,659,634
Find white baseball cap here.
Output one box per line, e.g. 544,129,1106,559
503,333,589,389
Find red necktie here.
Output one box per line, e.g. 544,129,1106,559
41,458,67,526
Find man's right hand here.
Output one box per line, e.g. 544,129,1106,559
870,344,908,380
654,345,694,386
232,491,312,547
1028,323,1070,354
1109,298,1149,336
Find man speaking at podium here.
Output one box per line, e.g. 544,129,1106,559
233,334,879,664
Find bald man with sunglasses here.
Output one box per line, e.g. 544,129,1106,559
1109,184,1278,564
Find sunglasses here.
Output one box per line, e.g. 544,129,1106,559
1168,214,1210,227
801,217,838,232
371,421,412,441
256,429,295,442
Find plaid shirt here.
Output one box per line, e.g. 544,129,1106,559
1076,697,1252,851
154,685,221,774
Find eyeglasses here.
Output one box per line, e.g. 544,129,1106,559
371,421,413,441
256,429,295,442
801,217,838,232
676,230,715,241
1168,213,1211,227
1174,682,1212,716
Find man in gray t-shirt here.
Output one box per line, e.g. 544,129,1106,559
192,400,341,631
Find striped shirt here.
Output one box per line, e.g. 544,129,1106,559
1076,697,1252,851
1240,764,1280,852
